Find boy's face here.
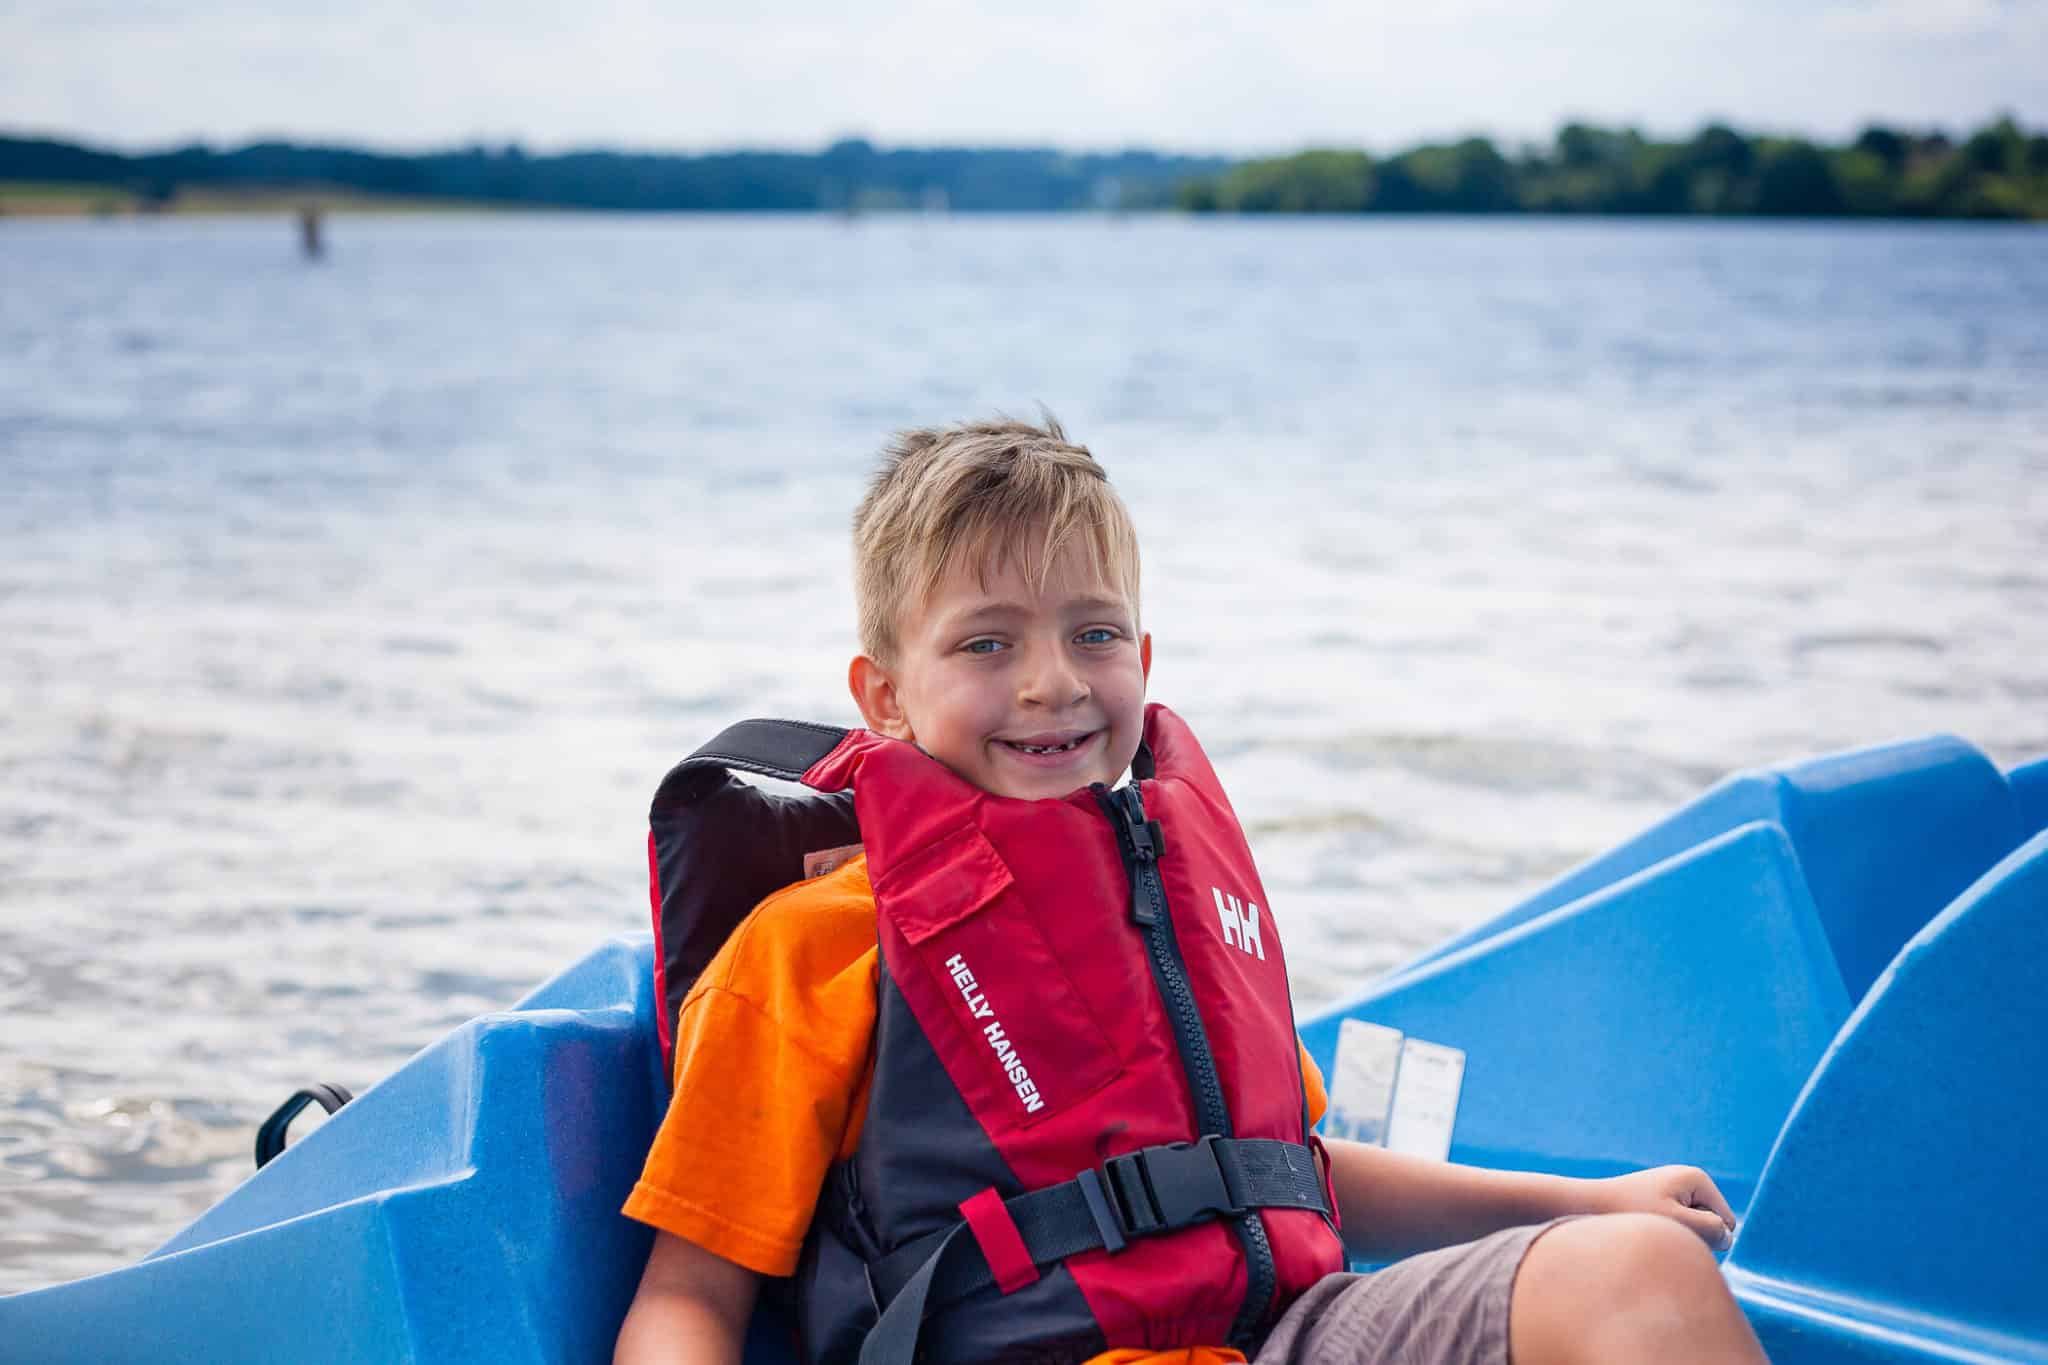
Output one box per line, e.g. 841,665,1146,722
849,539,1151,801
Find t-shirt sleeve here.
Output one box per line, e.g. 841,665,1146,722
1298,1039,1327,1128
623,859,879,1277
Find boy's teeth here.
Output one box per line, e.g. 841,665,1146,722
1012,739,1079,754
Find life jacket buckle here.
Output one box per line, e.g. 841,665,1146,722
1085,1136,1248,1250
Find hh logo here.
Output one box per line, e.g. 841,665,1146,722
1211,887,1266,960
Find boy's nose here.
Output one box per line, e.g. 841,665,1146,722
1017,650,1087,708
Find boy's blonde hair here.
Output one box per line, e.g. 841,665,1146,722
853,416,1141,662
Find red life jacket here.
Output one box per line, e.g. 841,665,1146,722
647,705,1343,1365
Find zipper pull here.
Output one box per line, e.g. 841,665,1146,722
1127,812,1157,862
1095,784,1165,925
1118,790,1168,927
1113,787,1163,862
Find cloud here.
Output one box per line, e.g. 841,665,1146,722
3,0,2043,152
1819,0,2011,38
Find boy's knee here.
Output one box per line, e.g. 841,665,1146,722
1521,1213,1726,1312
1513,1214,1760,1365
1584,1211,1718,1280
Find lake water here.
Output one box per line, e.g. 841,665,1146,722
1,213,2044,1292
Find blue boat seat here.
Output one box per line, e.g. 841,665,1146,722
2009,755,2048,845
1725,830,2048,1363
1299,822,1853,1211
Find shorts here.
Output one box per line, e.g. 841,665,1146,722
1253,1218,1576,1365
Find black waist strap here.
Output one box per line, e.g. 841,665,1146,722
857,1136,1331,1365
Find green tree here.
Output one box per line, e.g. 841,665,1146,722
1556,122,1636,171
1754,139,1847,215
1962,117,2025,175
1211,149,1375,212
1377,138,1515,211
1831,149,1896,214
1853,125,1909,171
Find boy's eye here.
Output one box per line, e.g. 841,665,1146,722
964,638,1006,655
1076,627,1118,645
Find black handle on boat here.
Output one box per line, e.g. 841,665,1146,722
254,1082,354,1169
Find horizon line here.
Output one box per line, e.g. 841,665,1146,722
7,112,2036,165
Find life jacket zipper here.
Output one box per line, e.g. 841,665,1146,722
1093,782,1278,1351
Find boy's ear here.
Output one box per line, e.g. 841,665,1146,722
848,654,914,741
1140,632,1152,684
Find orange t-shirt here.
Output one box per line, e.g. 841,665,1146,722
623,854,1328,1365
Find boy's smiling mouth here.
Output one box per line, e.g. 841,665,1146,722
998,731,1097,758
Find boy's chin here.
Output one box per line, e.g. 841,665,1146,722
988,776,1098,801
979,741,1129,800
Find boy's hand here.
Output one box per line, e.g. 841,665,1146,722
1591,1165,1738,1250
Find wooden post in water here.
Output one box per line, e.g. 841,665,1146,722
298,204,325,260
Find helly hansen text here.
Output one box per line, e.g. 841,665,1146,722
945,952,1045,1114
1212,888,1266,960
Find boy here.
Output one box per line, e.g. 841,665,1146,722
616,418,1766,1365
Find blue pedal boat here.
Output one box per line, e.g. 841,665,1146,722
7,735,2046,1363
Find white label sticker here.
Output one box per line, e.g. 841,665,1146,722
1385,1038,1465,1162
803,843,864,880
1323,1018,1404,1146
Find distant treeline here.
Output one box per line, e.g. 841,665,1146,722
1176,118,2048,219
0,133,1225,213
6,120,2046,218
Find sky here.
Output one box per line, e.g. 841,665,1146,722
4,0,2045,155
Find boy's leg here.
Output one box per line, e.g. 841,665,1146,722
1508,1214,1766,1365
1255,1214,1766,1365
1255,1220,1561,1365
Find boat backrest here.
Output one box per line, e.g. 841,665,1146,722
1727,829,2048,1357
1300,820,1853,1211
646,720,860,1073
2009,755,2048,844
1773,737,2022,1002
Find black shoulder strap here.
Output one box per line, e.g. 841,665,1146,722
657,718,854,794
648,720,861,1070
